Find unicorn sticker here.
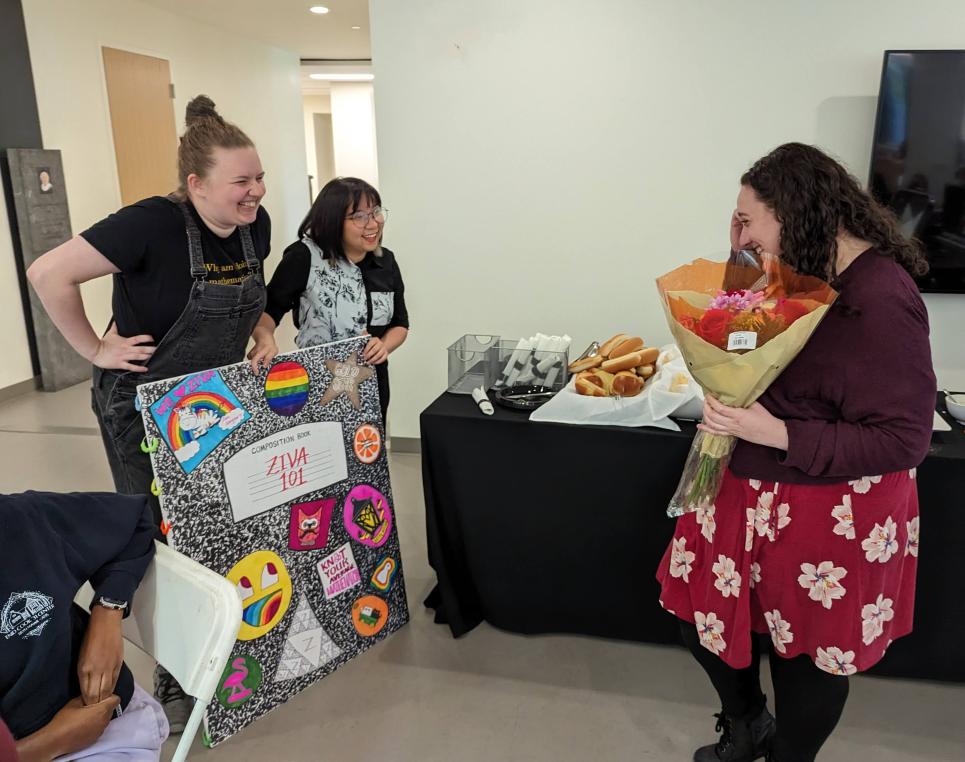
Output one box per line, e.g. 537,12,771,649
149,370,251,475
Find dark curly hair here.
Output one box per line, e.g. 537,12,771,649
741,143,928,280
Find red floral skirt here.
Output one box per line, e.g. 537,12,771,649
656,468,919,675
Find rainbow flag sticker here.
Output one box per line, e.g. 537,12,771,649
264,361,310,417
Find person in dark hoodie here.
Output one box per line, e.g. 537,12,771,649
0,491,168,760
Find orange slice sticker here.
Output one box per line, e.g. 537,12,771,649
353,424,382,464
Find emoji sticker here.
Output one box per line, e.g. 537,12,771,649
288,498,335,551
343,484,393,548
353,423,382,464
226,550,293,640
216,654,263,709
351,595,389,637
370,556,398,593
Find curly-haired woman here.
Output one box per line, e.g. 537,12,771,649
657,143,936,762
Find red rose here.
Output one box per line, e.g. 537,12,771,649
698,308,732,349
772,299,808,327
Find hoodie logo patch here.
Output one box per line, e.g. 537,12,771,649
1,591,54,639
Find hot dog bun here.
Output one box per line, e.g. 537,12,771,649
612,370,643,397
583,369,615,394
599,333,628,358
608,336,644,359
575,375,608,396
572,332,655,398
637,347,660,366
601,350,646,372
635,364,655,378
568,354,603,373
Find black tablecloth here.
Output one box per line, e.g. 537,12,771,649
421,391,965,682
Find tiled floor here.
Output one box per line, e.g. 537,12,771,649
2,382,963,761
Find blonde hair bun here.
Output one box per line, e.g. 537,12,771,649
175,94,254,196
185,95,222,126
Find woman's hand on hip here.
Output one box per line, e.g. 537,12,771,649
697,395,789,451
92,324,155,372
362,336,389,365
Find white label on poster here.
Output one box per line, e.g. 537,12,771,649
224,422,347,523
317,542,362,599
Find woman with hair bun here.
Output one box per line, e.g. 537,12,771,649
28,95,271,731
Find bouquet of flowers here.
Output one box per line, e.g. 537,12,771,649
657,253,838,517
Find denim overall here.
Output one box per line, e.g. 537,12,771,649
91,202,266,530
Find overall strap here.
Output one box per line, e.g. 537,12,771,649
176,202,207,280
239,223,260,272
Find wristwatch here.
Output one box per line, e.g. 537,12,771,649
95,596,129,612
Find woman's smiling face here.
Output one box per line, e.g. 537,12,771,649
735,184,781,257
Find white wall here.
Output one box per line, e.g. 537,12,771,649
21,0,308,350
370,0,965,439
303,93,332,199
330,83,380,187
0,182,36,388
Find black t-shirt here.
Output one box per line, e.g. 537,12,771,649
81,196,271,342
265,241,409,339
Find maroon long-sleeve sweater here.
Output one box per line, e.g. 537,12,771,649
728,248,937,485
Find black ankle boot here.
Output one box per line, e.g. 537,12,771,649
693,704,776,762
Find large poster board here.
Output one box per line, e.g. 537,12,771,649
135,337,407,745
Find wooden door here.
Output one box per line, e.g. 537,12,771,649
101,47,178,205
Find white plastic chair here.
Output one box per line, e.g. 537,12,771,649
77,541,242,762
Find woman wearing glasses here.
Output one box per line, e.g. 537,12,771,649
251,177,408,422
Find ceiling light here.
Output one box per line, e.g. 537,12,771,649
351,25,362,30
309,73,375,81
309,6,329,14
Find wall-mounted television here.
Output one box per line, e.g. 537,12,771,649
868,49,965,294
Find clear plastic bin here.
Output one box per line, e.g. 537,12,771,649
490,340,569,392
447,334,500,394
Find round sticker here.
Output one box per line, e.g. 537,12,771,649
352,595,389,637
216,654,263,709
264,361,310,416
225,550,292,640
343,484,393,548
353,423,382,464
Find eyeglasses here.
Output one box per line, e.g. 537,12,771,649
345,206,388,227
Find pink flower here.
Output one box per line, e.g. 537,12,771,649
815,646,857,676
708,289,766,312
765,610,794,654
695,611,727,655
670,537,696,583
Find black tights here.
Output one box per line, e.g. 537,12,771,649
681,622,850,762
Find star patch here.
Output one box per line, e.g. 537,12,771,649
318,353,374,410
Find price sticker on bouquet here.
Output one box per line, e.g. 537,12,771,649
727,331,758,351
223,422,348,524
